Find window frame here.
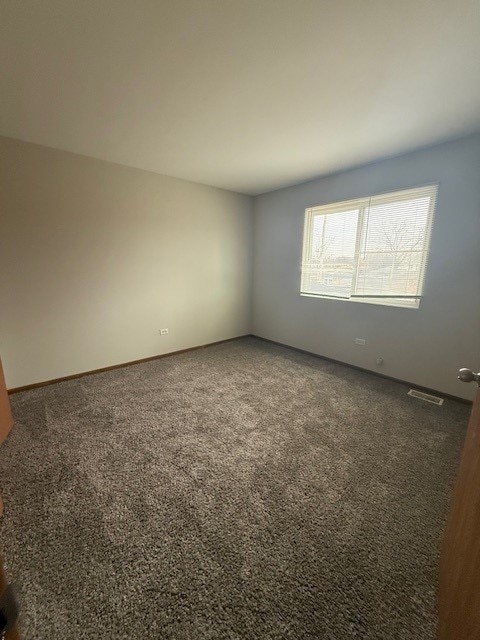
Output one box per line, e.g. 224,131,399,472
300,184,438,310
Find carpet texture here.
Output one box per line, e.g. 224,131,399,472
0,337,469,639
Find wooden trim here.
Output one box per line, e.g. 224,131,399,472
438,387,480,638
253,335,472,405
0,359,14,444
8,333,470,405
8,335,252,394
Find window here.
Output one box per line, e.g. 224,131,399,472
300,185,437,308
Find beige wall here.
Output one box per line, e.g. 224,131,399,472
0,137,253,389
252,135,480,400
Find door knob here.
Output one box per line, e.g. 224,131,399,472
458,368,480,385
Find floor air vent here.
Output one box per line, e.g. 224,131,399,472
407,389,444,406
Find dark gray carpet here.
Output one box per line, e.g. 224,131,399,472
0,337,469,639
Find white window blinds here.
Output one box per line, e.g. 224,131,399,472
301,185,437,308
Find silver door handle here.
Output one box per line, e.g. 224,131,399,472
458,368,480,385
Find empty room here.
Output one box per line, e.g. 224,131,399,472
1,1,480,638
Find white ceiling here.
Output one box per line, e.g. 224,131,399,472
1,0,480,195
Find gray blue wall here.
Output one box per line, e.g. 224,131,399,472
252,135,480,400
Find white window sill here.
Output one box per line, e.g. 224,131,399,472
300,292,420,310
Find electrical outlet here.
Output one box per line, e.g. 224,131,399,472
159,328,169,335
355,338,366,345
376,356,384,365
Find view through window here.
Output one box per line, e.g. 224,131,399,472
300,185,437,308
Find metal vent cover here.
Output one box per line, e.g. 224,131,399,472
407,389,444,405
